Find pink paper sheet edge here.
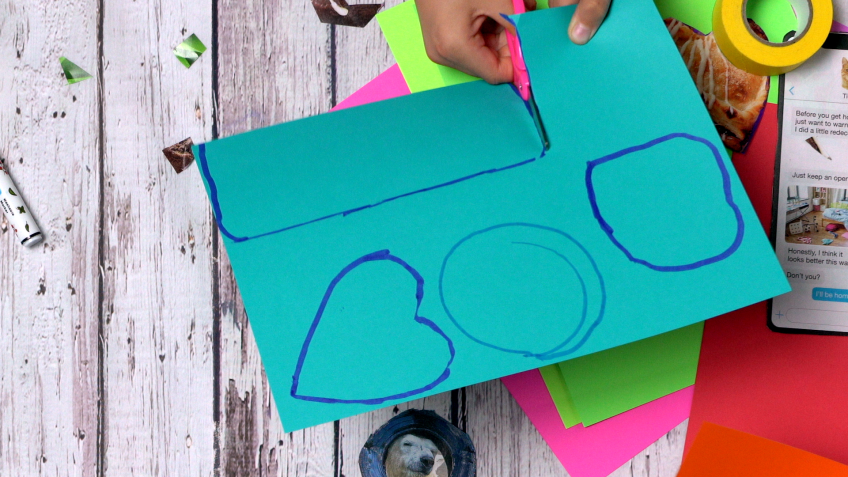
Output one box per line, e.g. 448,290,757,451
503,371,693,477
330,63,692,477
834,21,848,33
333,64,411,111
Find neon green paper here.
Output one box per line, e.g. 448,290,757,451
197,1,788,432
377,0,478,93
557,323,704,426
380,0,797,100
540,364,581,428
59,57,92,84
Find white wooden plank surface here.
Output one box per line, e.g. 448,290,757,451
98,0,216,473
0,0,100,474
0,0,689,473
214,0,337,474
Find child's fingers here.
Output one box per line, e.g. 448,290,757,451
451,39,513,84
523,0,538,11
567,0,611,44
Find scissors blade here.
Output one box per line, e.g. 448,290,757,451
527,92,550,151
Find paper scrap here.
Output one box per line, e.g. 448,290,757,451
162,138,195,173
679,423,848,477
539,364,581,428
557,322,702,426
312,0,382,27
173,34,207,68
332,64,410,111
195,1,787,431
59,57,92,84
502,371,693,477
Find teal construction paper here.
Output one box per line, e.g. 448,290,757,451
195,0,788,432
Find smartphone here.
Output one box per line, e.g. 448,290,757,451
770,32,848,334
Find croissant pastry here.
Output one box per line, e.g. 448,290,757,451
842,57,847,90
665,18,770,153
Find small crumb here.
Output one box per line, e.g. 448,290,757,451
52,112,57,118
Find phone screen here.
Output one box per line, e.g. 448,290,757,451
771,33,848,334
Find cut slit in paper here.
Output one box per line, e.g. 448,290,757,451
195,2,788,431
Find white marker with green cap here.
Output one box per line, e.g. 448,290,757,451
0,163,42,247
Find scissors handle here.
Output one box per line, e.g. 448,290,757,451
505,0,530,101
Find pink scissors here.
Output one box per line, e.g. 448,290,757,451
504,0,550,149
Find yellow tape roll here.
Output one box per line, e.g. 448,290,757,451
713,0,833,76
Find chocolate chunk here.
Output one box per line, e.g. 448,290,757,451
312,0,382,27
162,138,195,173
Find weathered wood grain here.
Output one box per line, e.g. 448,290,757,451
214,0,337,474
0,0,101,474
463,380,568,477
98,0,216,473
332,0,404,103
610,420,688,477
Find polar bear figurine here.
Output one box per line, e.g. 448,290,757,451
385,434,446,477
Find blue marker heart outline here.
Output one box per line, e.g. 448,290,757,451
291,249,456,405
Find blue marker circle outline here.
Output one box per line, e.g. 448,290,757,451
291,250,456,405
438,223,605,360
585,133,745,272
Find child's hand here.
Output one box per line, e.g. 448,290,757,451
417,0,611,84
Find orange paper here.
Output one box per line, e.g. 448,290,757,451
679,423,848,477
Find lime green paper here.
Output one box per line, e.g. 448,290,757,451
541,325,703,427
377,0,478,93
557,323,704,426
59,57,92,84
173,34,207,68
539,364,581,428
380,0,797,99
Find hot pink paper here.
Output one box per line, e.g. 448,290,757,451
330,64,692,477
834,21,848,33
332,64,411,111
502,370,693,477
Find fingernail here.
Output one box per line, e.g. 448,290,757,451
571,22,593,44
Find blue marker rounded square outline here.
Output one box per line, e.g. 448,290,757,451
585,133,745,272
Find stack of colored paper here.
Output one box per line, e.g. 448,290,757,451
372,0,803,475
196,0,785,436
